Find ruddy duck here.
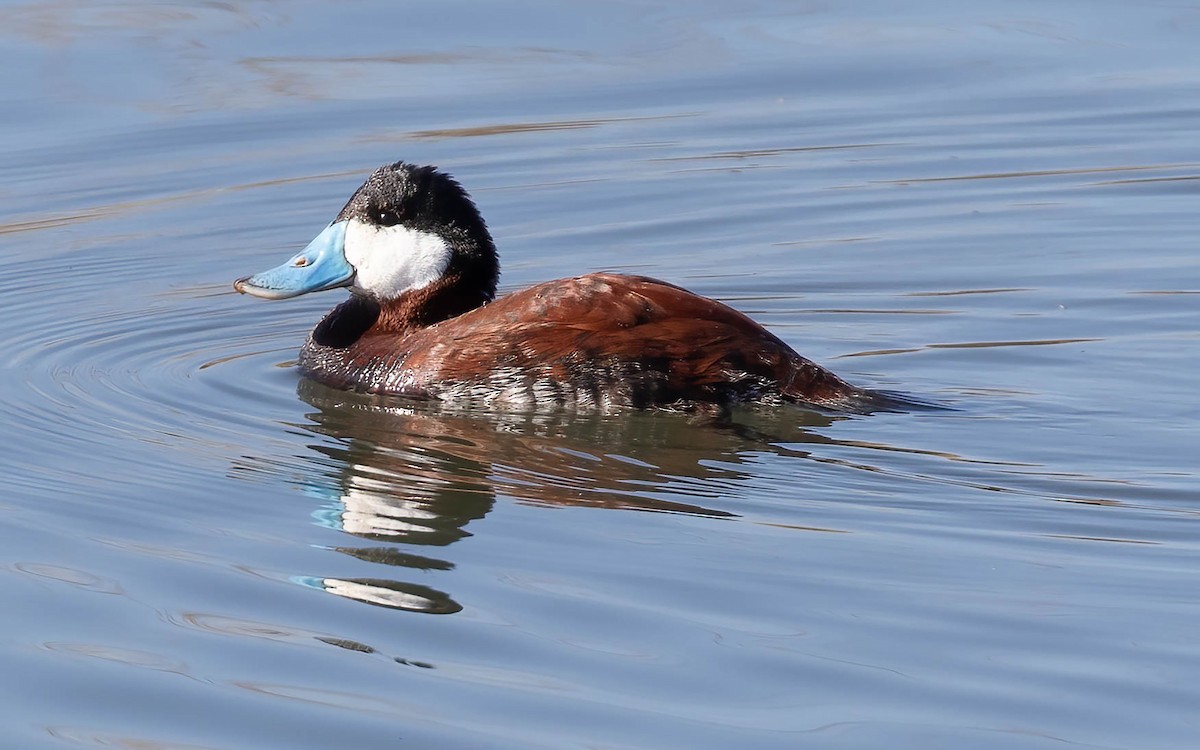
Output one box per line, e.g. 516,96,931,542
235,161,895,411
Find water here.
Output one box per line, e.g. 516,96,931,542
2,1,1199,747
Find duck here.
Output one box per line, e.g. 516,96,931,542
235,161,898,412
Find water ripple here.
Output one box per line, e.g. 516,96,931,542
2,246,310,501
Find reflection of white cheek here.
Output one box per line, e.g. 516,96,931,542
343,219,451,298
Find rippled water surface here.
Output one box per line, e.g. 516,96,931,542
3,1,1199,748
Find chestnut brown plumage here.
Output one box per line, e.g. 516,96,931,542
300,272,886,411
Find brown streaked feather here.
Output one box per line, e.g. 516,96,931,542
300,273,879,410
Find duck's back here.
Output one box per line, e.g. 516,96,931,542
301,273,877,411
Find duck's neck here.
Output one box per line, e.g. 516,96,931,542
374,272,494,333
310,272,495,349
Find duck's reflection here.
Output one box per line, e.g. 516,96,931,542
290,378,845,613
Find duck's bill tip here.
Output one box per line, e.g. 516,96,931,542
233,276,305,299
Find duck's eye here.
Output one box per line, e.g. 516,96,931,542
293,257,310,268
376,208,401,227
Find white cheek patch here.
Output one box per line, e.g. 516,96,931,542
343,218,452,299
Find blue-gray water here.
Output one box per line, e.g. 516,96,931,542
2,2,1198,748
